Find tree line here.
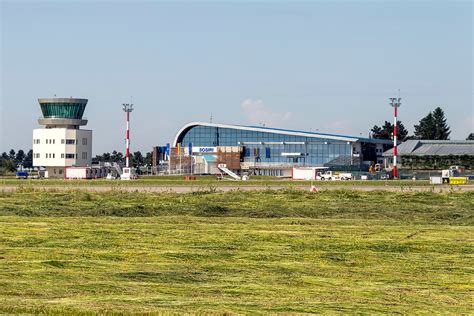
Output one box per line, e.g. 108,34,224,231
0,149,152,173
91,150,153,167
0,149,33,173
371,106,472,141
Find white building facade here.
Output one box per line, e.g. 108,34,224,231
33,98,92,177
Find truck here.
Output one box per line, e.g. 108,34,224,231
317,170,352,181
65,167,92,179
292,167,328,180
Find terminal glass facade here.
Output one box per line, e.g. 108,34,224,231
40,102,87,119
179,125,353,166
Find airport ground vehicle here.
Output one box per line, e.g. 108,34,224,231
65,167,91,179
317,170,352,181
292,167,328,180
15,171,28,179
440,166,468,184
217,164,248,181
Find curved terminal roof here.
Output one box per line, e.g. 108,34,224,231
173,122,392,146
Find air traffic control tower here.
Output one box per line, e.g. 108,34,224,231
33,98,92,177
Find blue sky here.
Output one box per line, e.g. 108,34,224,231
1,0,472,153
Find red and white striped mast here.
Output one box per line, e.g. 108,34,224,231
389,96,401,178
122,102,134,168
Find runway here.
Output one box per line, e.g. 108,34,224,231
1,184,473,193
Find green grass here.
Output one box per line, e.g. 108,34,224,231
0,189,472,314
1,175,434,187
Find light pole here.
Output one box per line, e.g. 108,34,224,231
122,103,134,168
389,97,401,178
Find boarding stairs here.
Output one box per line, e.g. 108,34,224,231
218,164,241,181
113,162,123,176
102,162,124,178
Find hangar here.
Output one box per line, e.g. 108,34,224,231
383,140,474,170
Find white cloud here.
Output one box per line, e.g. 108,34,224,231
465,115,474,129
241,99,292,127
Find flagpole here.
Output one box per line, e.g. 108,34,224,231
189,143,193,175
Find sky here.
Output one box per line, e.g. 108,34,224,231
1,0,472,154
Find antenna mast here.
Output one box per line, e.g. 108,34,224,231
122,102,134,168
389,94,401,179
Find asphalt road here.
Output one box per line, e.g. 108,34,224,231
1,184,473,193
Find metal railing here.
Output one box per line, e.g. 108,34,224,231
38,116,87,120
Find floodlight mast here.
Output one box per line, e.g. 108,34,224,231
122,103,134,168
389,97,401,178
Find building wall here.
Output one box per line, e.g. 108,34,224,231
33,128,92,167
216,146,242,170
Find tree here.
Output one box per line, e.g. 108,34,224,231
133,151,144,166
111,150,124,163
15,150,25,165
0,151,17,172
371,120,409,142
414,112,435,139
466,133,474,140
8,149,15,160
414,107,450,140
144,151,153,166
91,154,102,164
432,107,451,140
0,159,16,172
23,150,33,168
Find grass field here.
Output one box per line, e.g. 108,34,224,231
0,189,472,314
0,176,435,189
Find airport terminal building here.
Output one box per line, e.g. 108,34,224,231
159,122,392,176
